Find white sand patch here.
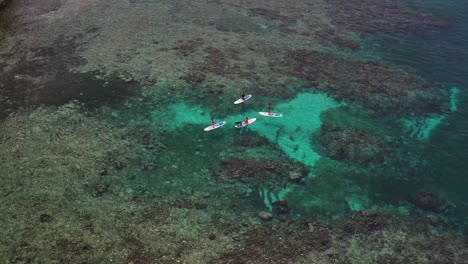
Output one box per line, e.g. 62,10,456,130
403,86,460,140
450,87,460,112
249,93,339,168
403,115,445,140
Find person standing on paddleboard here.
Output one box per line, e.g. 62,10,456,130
267,103,272,115
241,91,245,101
211,117,215,127
244,116,249,124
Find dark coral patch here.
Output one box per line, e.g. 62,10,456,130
313,123,394,166
410,192,445,213
289,49,441,114
314,28,361,51
0,0,8,9
172,38,204,58
248,7,295,24
344,211,386,234
215,158,307,184
326,0,447,34
218,222,331,263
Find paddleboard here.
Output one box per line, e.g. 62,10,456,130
204,121,226,131
235,118,256,128
234,94,252,104
259,112,283,117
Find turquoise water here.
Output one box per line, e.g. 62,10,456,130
1,0,468,262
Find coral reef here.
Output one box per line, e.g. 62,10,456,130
343,211,386,234
0,92,466,264
289,49,441,114
0,33,139,119
215,158,307,185
325,0,447,34
217,211,468,263
180,71,206,86
313,123,394,166
410,192,446,213
272,200,289,214
311,27,361,51
172,38,204,58
0,0,465,263
248,7,295,24
217,221,331,263
0,105,253,263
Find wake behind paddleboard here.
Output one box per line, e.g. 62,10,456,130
234,94,252,104
259,112,283,117
235,118,256,128
204,121,226,131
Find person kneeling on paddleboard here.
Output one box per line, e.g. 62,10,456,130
244,116,249,124
241,91,245,100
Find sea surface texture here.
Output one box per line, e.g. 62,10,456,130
0,0,467,263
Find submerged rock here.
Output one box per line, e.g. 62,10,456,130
344,211,386,234
39,213,52,223
326,0,447,34
217,221,331,263
0,0,7,9
94,183,110,197
216,158,307,183
115,161,124,170
410,192,444,213
272,201,289,214
99,168,108,176
258,211,273,221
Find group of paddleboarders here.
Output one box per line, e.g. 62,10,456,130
205,92,282,131
235,91,266,127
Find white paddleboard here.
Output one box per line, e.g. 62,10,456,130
235,118,256,128
234,94,252,104
259,112,283,117
204,121,226,131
